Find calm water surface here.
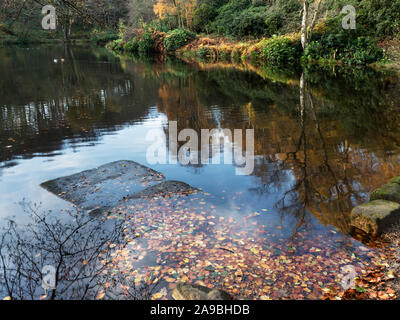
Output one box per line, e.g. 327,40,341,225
1,45,400,299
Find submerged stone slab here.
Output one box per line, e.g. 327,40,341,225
370,183,400,203
350,200,400,236
40,161,196,213
129,180,197,199
172,283,232,300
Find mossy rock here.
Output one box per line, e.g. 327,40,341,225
172,283,232,300
390,176,400,185
350,200,400,236
370,183,400,203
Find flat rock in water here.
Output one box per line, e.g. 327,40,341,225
129,180,197,199
40,160,195,213
350,200,400,236
172,283,232,300
370,183,400,203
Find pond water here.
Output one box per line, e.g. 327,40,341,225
1,45,400,299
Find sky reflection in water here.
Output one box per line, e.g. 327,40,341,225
1,45,400,298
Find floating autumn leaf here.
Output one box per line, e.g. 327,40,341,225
250,248,259,255
164,276,176,283
97,190,395,300
152,292,163,300
97,291,105,300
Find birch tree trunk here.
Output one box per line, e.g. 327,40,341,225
301,1,309,50
300,0,322,50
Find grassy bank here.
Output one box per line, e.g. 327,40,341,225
102,0,400,70
372,38,400,72
104,24,392,72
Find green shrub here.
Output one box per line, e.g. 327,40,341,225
324,0,400,37
124,37,139,53
197,47,211,60
264,11,283,37
118,21,127,39
210,0,252,37
115,39,125,51
232,49,242,62
306,17,384,66
164,28,196,52
231,6,268,38
148,18,177,33
193,3,218,33
268,0,302,34
209,0,301,38
105,41,113,50
106,39,125,51
302,9,385,66
219,50,231,61
303,41,325,60
344,36,384,65
91,30,119,45
138,31,154,54
260,37,301,65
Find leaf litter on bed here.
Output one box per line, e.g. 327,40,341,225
98,188,391,300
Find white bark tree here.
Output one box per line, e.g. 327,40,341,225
300,0,322,50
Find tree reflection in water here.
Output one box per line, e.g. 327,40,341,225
2,46,400,258
0,202,158,300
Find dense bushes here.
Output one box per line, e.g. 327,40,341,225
210,0,252,36
106,39,125,51
331,0,400,37
107,31,154,55
91,30,119,45
260,37,302,65
164,28,195,52
103,0,393,66
147,18,176,33
205,0,301,38
264,0,301,36
197,47,211,60
202,0,399,39
192,3,217,33
231,6,268,38
360,0,400,37
304,36,383,65
123,37,139,53
138,31,154,54
347,37,384,65
303,12,385,66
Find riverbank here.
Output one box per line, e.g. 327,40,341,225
0,37,93,46
0,28,116,47
180,34,400,75
328,175,400,300
330,224,400,300
0,35,89,46
372,38,400,72
104,25,400,76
